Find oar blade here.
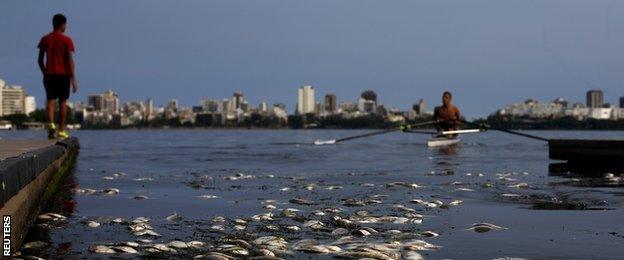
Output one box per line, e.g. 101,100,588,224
314,139,337,145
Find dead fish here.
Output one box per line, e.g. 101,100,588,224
508,183,529,189
342,199,366,207
90,245,116,254
251,212,274,222
311,210,326,216
351,229,371,236
133,177,154,181
187,241,205,249
284,225,301,232
131,216,150,224
168,240,189,249
86,220,101,228
325,185,343,190
394,204,416,212
289,198,315,205
219,245,250,256
122,241,139,248
137,239,153,244
279,187,292,192
403,239,441,251
112,246,138,254
455,187,474,192
22,241,48,250
133,230,161,237
303,220,325,230
501,193,521,198
37,213,67,222
166,212,183,222
129,223,153,232
295,244,333,254
212,216,226,223
210,225,226,232
102,176,115,180
331,228,349,236
198,194,219,200
133,195,148,200
420,231,439,237
234,218,247,225
74,188,98,195
405,251,424,260
467,222,508,233
102,188,120,195
361,183,376,187
449,200,463,206
264,204,277,210
281,208,301,218
234,225,246,231
151,243,177,253
111,218,124,224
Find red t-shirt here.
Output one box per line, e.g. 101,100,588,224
38,31,75,76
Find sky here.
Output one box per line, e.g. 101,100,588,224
1,0,623,117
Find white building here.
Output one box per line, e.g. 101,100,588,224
590,108,612,120
297,85,315,114
0,79,4,116
1,85,26,116
358,98,376,114
25,96,36,115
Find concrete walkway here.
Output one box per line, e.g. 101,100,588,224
0,140,57,160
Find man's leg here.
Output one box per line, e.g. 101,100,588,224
59,99,67,132
46,99,56,124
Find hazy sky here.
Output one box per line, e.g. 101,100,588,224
1,0,623,117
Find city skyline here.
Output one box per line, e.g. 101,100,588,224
2,1,624,117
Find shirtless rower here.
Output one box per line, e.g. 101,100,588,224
433,91,462,133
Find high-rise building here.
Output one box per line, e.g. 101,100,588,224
233,91,245,110
88,95,104,111
324,94,336,113
25,96,36,115
412,99,427,115
146,98,154,119
259,101,268,113
102,90,120,113
297,85,315,114
586,90,603,108
620,96,624,108
1,85,26,116
168,99,179,111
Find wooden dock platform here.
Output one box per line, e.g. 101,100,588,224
549,139,624,164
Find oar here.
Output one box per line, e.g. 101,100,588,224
461,120,548,142
314,120,438,145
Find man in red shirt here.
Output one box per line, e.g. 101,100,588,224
38,13,78,139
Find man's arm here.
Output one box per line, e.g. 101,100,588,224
38,49,45,75
68,52,78,93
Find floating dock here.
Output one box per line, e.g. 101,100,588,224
549,139,624,165
0,138,79,256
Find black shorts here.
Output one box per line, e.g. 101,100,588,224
44,75,71,101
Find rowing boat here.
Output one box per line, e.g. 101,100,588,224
427,135,460,147
426,129,482,147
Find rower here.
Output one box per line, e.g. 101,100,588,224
433,91,462,135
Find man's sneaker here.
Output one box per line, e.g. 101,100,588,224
57,130,69,140
47,123,56,139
